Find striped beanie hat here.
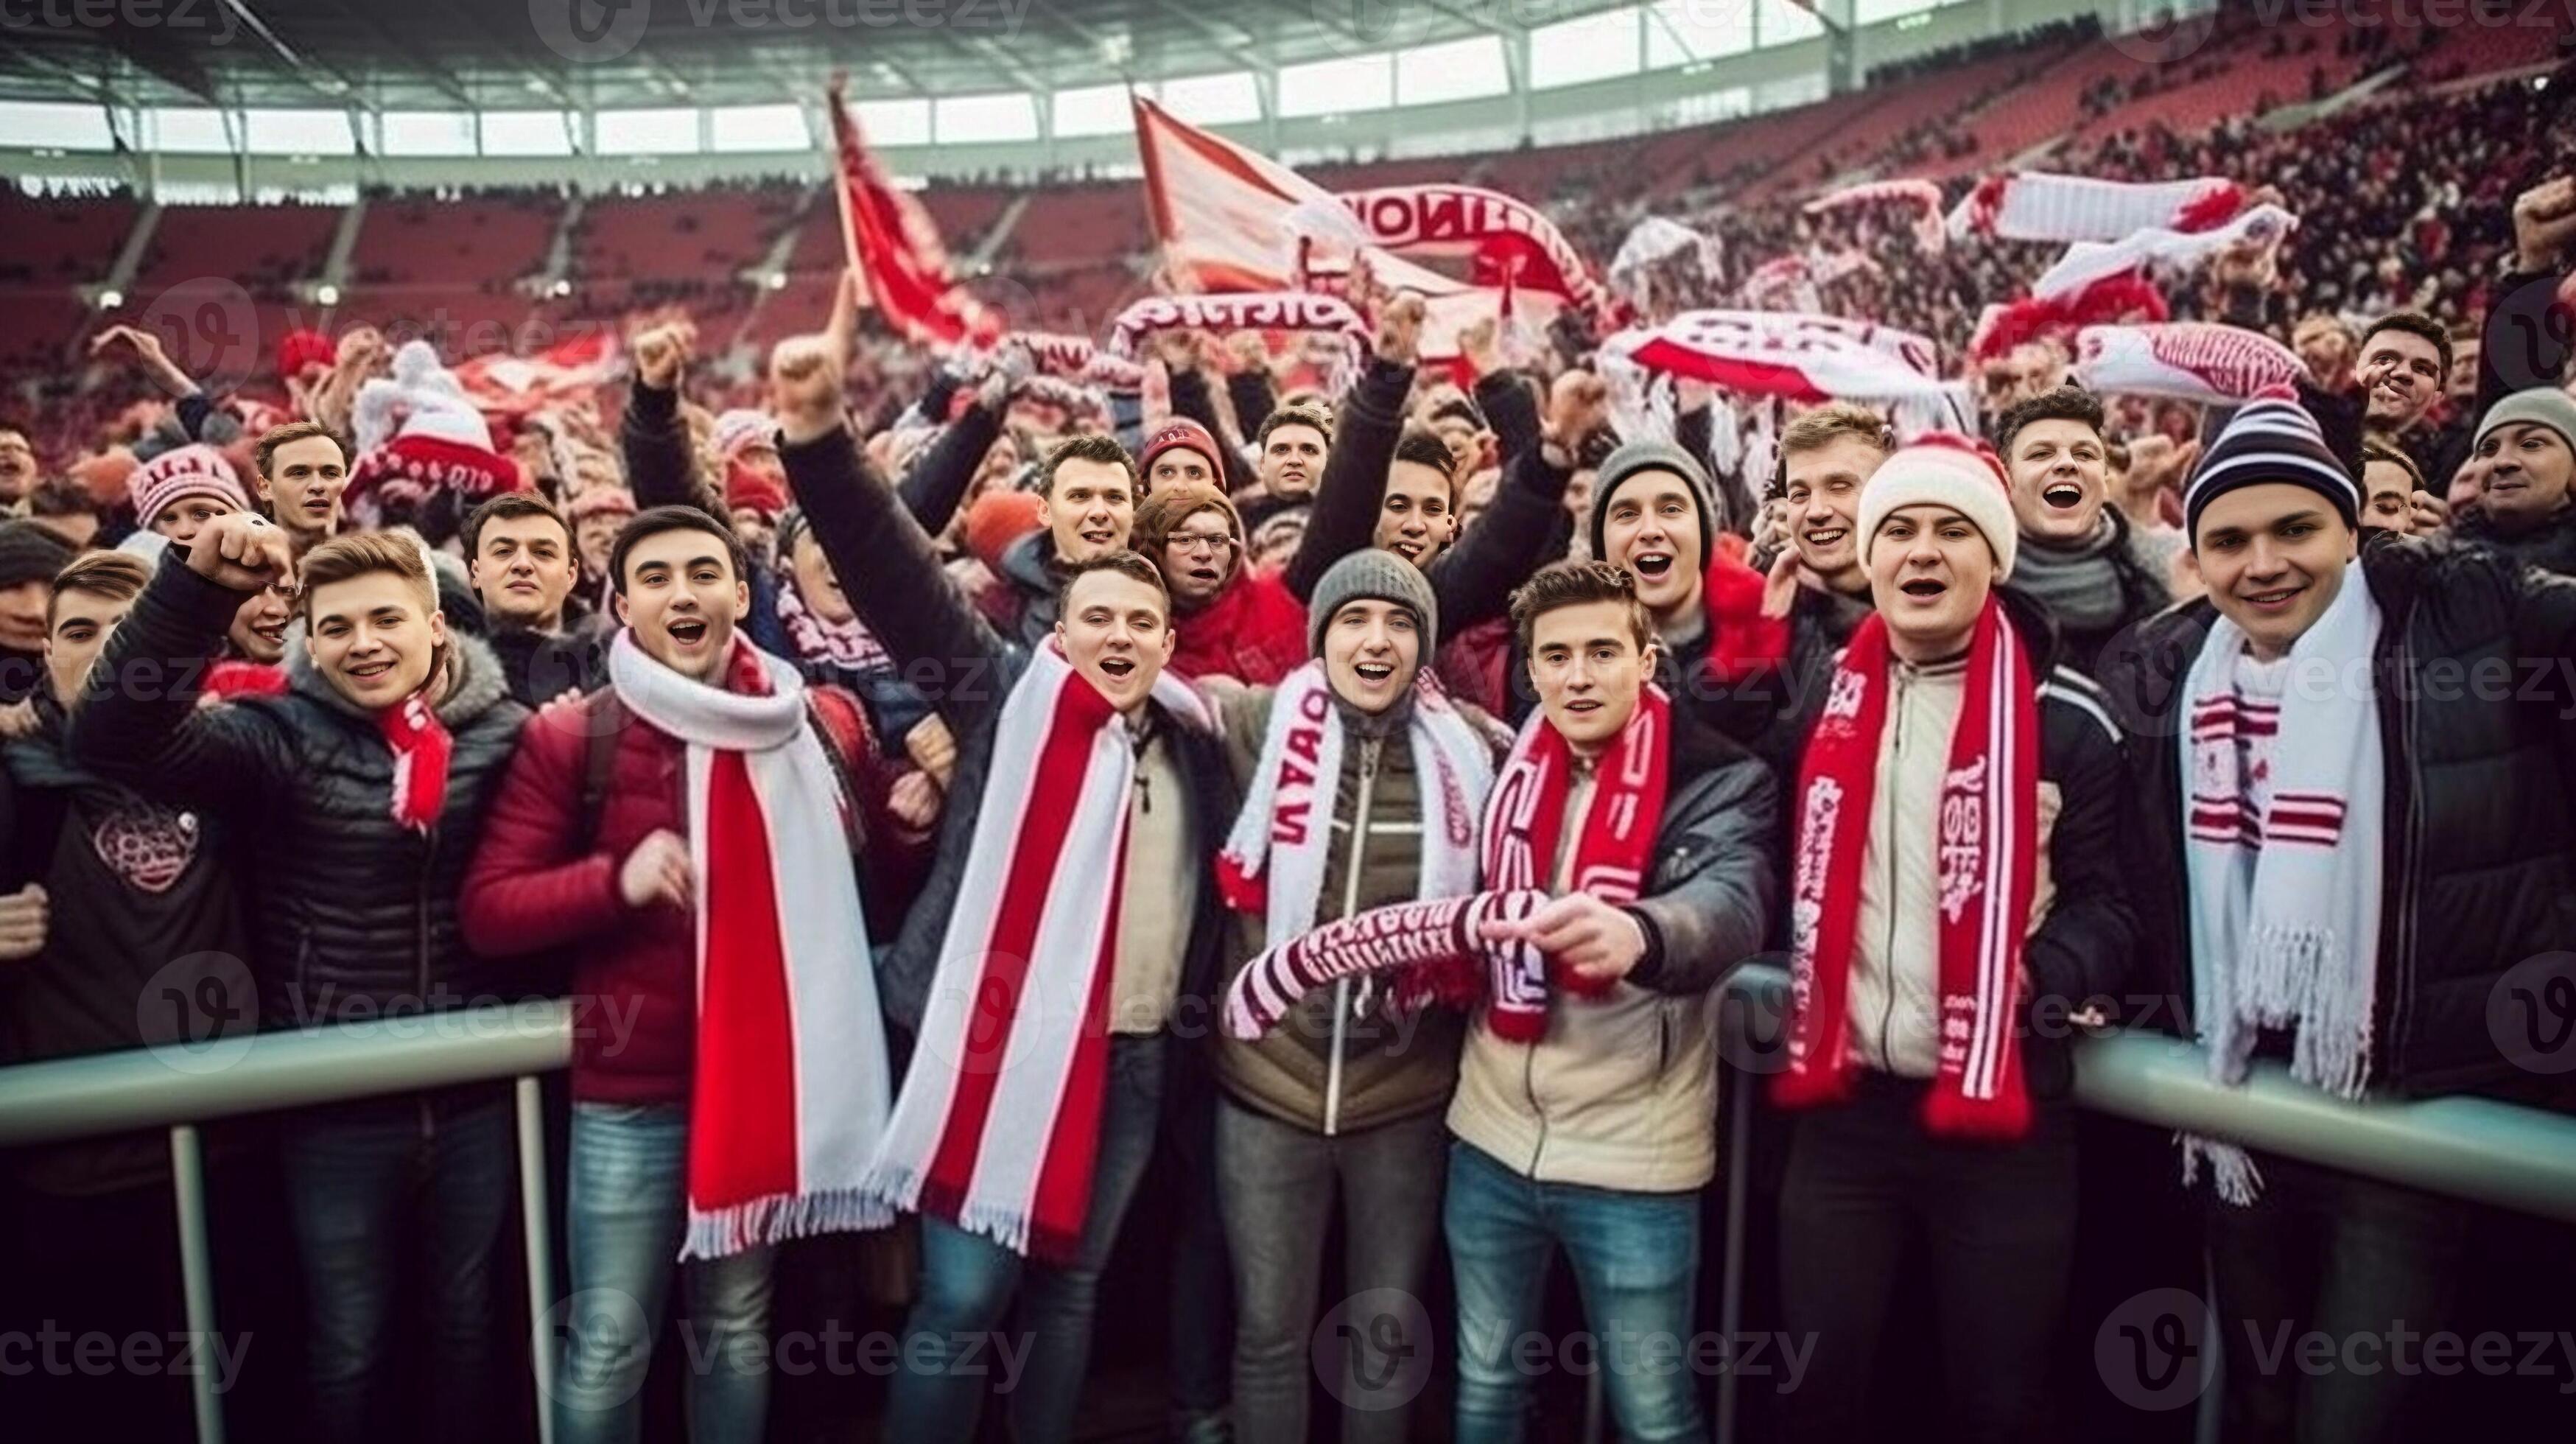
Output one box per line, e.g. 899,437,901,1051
2183,392,2356,541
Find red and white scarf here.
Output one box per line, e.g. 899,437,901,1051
862,642,1212,1259
380,685,451,833
2074,322,2307,404
771,558,893,674
1774,602,2040,1140
1948,171,2244,242
606,631,894,1259
2032,203,2298,303
1479,682,1672,1042
1108,292,1367,393
1805,178,1948,253
1289,184,1611,319
1216,662,1494,943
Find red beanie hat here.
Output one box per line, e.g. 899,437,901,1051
724,460,789,521
1139,417,1223,485
278,329,336,382
964,490,1045,572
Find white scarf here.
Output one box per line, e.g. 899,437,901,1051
1216,661,1493,946
606,631,894,1259
862,642,1212,1258
2177,560,2385,1205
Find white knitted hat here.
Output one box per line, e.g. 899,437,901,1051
1857,432,2021,581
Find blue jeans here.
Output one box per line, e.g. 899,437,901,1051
1445,1140,1707,1444
881,1034,1168,1444
552,1101,774,1444
276,1090,513,1444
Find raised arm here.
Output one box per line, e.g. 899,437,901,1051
68,518,301,811
768,287,1010,735
1422,365,1584,642
620,320,722,519
1285,295,1426,602
897,375,1009,537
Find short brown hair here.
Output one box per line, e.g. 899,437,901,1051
1256,404,1333,449
1780,402,1892,460
1509,560,1652,653
48,550,150,625
253,420,347,481
1131,483,1240,555
1042,433,1140,498
462,491,572,561
2361,438,2425,492
2360,311,2453,378
1056,548,1170,617
1993,385,2106,461
299,531,438,617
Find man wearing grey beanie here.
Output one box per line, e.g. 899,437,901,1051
2453,385,2576,576
1200,547,1503,1444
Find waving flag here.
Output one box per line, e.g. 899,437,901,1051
827,82,1000,347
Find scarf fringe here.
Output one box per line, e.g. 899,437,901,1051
2180,1134,2265,1208
681,1187,895,1263
2242,922,2373,1100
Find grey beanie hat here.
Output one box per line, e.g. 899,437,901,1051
2474,386,2576,453
1308,548,1439,657
1587,438,1716,561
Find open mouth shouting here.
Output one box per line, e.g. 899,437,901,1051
665,617,709,649
2040,480,2086,512
1095,656,1137,681
1185,562,1222,587
1629,550,1674,582
1896,575,1948,605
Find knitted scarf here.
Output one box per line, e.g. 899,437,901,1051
606,631,894,1259
862,642,1212,1260
771,556,892,673
1774,602,2040,1140
379,685,451,833
2010,510,2139,635
2177,560,2384,1205
1219,684,1674,1044
1215,660,1493,944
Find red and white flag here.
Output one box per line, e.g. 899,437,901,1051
451,330,620,417
1950,171,2244,243
827,83,1000,347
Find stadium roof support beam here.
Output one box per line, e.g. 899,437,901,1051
1145,0,1271,77
320,0,474,106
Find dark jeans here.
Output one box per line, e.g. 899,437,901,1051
2207,1150,2470,1444
1217,1097,1447,1444
1169,1127,1233,1418
1446,1139,1705,1444
1777,1072,2077,1444
881,1033,1167,1444
276,1090,513,1444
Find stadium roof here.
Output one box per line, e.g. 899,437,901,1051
0,0,1662,111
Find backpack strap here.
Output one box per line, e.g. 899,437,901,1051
574,689,627,857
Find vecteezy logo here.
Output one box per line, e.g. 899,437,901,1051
530,0,651,64
1312,1287,1433,1412
136,278,260,396
2491,952,2576,1075
2095,1287,2211,1411
536,1287,652,1409
2107,5,2218,65
136,950,257,1075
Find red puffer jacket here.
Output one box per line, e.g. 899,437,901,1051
460,684,925,1104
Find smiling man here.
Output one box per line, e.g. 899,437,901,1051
253,421,351,552
1771,435,2133,1444
1995,386,2174,676
2450,387,2576,575
463,500,912,1444
2100,394,2576,1444
70,515,528,1444
970,433,1143,648
762,316,1240,1444
1202,550,1499,1444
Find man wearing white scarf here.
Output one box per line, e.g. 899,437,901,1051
463,506,908,1444
2103,393,2576,1444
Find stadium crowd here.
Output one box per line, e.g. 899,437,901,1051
2,27,2575,1444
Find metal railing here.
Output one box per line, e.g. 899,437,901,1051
1,974,2571,1444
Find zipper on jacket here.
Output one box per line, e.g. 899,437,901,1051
1872,674,1906,1073
418,821,437,1017
1322,737,1383,1138
2384,631,2422,1079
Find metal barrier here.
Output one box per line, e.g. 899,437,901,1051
1,974,2571,1444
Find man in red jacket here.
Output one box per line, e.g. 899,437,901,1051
462,505,917,1444
1130,483,1314,684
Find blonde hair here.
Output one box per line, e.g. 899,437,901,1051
1779,402,1894,460
298,530,438,617
47,550,150,625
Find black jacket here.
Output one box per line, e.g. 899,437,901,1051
1291,360,1573,643
777,423,1243,1132
2450,502,2576,580
1694,581,1874,785
69,560,530,1027
2097,536,2576,1096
